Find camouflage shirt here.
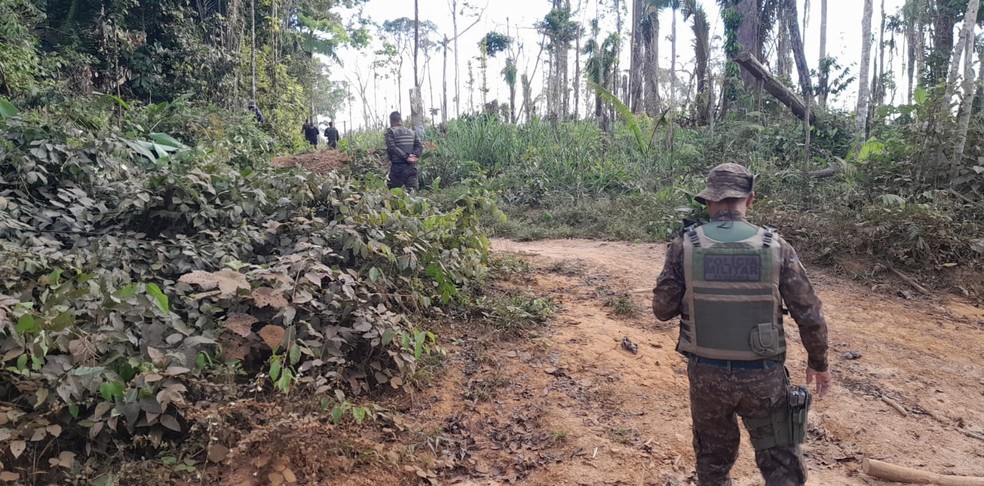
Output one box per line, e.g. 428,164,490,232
652,211,829,372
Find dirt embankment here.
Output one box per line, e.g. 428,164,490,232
194,238,984,485
271,151,351,174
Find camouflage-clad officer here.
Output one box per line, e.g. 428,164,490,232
384,111,423,191
652,163,832,486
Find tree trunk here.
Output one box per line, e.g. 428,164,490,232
630,0,643,112
857,0,873,138
451,0,460,118
645,13,660,116
734,51,817,124
574,25,582,119
874,0,886,107
819,0,828,108
929,1,958,85
950,0,981,185
411,0,424,133
863,458,984,486
777,11,792,79
786,0,813,164
613,0,623,107
670,6,678,111
442,36,449,125
737,0,762,93
905,4,916,104
946,0,978,101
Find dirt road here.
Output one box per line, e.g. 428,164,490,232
413,238,984,485
214,238,984,486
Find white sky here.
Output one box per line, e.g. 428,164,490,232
326,0,909,131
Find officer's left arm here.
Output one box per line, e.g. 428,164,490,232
777,239,829,372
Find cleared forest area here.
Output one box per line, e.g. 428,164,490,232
1,0,984,484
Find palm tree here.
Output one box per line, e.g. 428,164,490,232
502,58,518,123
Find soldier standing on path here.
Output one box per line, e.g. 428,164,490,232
651,163,832,486
324,121,340,149
384,111,422,191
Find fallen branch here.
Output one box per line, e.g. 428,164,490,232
734,51,817,125
890,267,932,296
881,396,908,417
863,458,984,485
961,430,984,442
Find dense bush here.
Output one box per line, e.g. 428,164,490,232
0,97,500,480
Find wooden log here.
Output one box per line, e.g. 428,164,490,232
862,458,984,485
880,396,908,417
733,51,817,125
890,266,932,296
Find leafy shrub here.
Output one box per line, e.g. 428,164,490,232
0,97,502,478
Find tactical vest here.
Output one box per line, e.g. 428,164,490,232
678,221,785,361
387,126,417,163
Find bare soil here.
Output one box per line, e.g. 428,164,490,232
271,150,351,174
192,238,984,485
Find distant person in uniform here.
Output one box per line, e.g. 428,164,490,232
384,111,422,191
324,121,340,149
303,120,319,147
652,163,831,486
247,101,265,124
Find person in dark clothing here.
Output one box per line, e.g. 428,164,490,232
384,111,422,191
324,121,340,149
247,101,265,124
303,120,319,146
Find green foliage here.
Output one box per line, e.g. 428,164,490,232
479,32,512,58
0,96,500,477
0,0,42,97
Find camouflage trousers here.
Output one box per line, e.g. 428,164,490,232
687,359,807,486
387,164,419,191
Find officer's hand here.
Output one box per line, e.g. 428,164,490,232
806,367,832,398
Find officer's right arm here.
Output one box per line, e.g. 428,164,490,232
652,238,686,321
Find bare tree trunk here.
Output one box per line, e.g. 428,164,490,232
857,0,873,138
786,0,813,164
613,0,623,107
737,0,762,93
451,0,460,118
777,12,792,78
874,0,886,107
630,0,644,112
951,2,980,184
411,0,424,132
819,0,828,108
442,36,449,125
670,6,678,111
574,24,582,119
946,0,978,101
645,11,660,116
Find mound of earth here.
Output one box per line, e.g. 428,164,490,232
271,150,351,174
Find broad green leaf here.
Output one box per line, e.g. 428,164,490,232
149,132,184,148
0,99,18,119
99,381,124,401
113,284,138,300
352,406,366,424
15,315,38,334
331,406,345,424
914,86,928,105
145,283,169,313
269,356,282,382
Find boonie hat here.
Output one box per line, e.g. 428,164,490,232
694,163,756,205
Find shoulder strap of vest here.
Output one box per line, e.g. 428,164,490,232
685,224,701,248
762,226,776,248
